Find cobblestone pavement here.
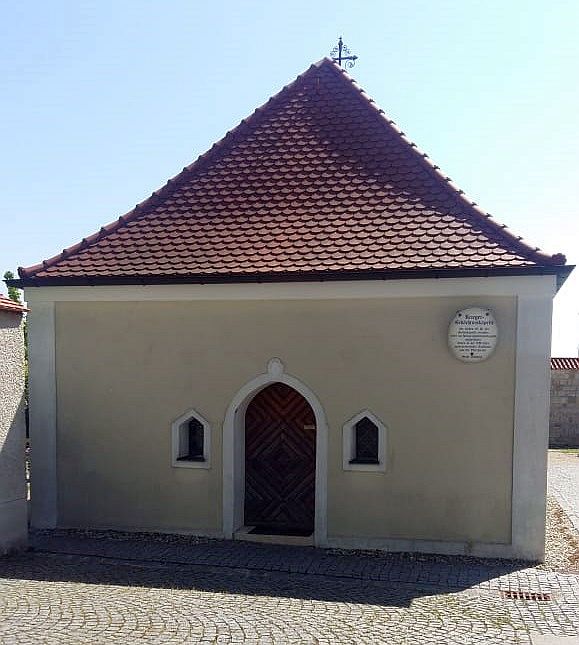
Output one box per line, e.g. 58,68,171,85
1,453,577,644
0,532,578,645
549,451,579,533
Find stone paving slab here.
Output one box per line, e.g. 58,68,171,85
549,452,579,534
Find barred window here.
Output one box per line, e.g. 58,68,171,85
351,417,379,464
178,417,205,461
342,411,386,472
172,409,211,469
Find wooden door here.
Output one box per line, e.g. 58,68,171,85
244,383,316,533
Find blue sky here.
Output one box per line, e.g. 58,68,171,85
1,0,577,354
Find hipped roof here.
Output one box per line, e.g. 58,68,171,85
15,58,570,287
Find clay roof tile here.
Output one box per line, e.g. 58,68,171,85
16,58,570,287
0,294,27,313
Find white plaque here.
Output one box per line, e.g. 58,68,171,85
448,307,498,363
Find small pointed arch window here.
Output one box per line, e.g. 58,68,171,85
352,416,379,464
180,417,204,461
171,409,211,469
342,411,386,472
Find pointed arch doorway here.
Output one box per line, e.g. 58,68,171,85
222,359,328,545
244,382,316,535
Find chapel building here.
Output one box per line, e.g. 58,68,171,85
13,59,572,560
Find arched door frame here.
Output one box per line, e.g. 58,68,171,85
222,358,328,545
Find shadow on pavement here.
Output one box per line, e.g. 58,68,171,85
0,531,533,609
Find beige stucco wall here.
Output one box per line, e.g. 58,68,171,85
55,296,516,544
0,310,27,553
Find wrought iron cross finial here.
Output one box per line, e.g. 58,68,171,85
330,36,358,69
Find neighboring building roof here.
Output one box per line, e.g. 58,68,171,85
0,294,27,314
15,58,570,287
551,358,579,370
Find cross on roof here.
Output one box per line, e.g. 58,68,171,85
330,37,358,69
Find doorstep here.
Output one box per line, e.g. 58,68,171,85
234,526,314,546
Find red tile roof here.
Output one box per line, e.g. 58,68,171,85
551,358,579,370
0,294,27,314
17,58,569,286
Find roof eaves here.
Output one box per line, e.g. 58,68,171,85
9,264,573,290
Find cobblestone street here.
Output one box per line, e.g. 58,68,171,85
0,549,576,644
549,451,579,533
1,531,578,644
0,451,577,644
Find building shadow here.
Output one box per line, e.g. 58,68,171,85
0,533,533,609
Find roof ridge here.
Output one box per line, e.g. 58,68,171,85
19,60,338,279
324,62,565,267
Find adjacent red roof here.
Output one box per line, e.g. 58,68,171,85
551,358,579,370
0,294,27,314
17,58,569,286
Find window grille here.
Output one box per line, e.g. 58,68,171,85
177,416,205,462
351,417,379,464
184,418,204,460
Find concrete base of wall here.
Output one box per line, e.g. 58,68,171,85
56,523,542,562
0,498,28,555
56,523,224,540
325,536,541,562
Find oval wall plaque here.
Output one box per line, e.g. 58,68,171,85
448,307,498,363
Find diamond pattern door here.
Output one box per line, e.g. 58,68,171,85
244,383,316,533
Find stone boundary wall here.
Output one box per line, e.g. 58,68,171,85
550,366,579,447
0,307,27,553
